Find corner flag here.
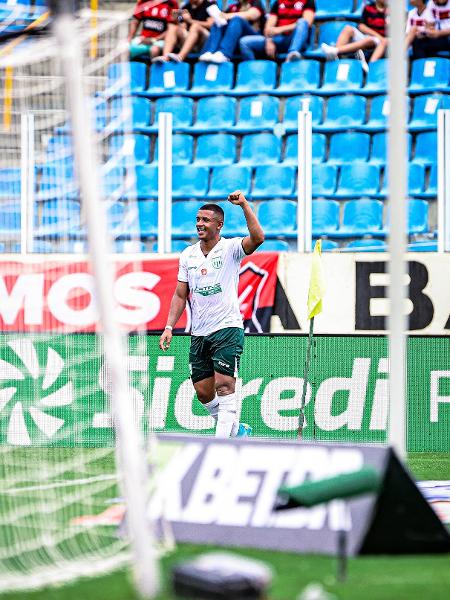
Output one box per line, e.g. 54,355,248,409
307,239,325,320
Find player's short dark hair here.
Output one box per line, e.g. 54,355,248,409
199,203,224,222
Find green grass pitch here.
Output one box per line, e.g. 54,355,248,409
0,453,449,600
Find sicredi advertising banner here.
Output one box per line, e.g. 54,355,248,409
0,253,278,333
275,254,450,335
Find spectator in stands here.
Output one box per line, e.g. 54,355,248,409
198,0,266,64
410,0,450,57
154,0,220,62
405,0,436,58
128,0,179,61
239,0,316,62
321,0,388,73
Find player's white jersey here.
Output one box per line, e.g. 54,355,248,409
428,0,450,30
406,6,434,33
178,237,246,336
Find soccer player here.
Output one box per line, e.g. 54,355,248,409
159,192,265,438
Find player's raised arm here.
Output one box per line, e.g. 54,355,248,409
228,190,265,255
159,280,189,351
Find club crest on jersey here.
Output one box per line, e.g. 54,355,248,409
201,268,207,275
212,257,223,270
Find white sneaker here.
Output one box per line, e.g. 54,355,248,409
356,49,369,73
168,52,182,63
151,55,167,64
321,43,338,60
199,51,214,62
210,51,229,64
286,50,302,62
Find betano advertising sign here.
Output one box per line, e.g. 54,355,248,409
0,334,448,451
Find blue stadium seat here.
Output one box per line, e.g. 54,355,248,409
239,133,281,165
369,133,412,166
129,96,151,130
231,95,279,133
409,58,450,94
144,96,194,133
172,166,210,198
110,133,150,165
256,240,290,252
316,95,366,132
0,205,20,235
208,165,252,198
37,200,81,238
408,163,426,196
335,163,380,198
251,165,296,199
32,240,56,253
115,240,148,253
107,62,147,94
257,200,298,238
412,131,437,165
172,201,205,238
195,134,237,166
186,62,234,96
408,199,429,234
335,199,383,238
135,200,158,238
345,238,386,251
284,133,327,164
0,168,21,199
408,241,438,251
153,134,194,165
319,60,363,95
409,94,449,132
229,61,277,96
360,60,387,95
312,200,340,236
421,164,437,198
274,60,321,95
100,166,126,197
304,21,354,58
143,62,190,97
328,132,370,164
312,164,338,197
283,95,324,132
314,0,354,20
134,165,158,199
218,201,256,236
358,95,389,132
171,240,191,252
189,96,236,133
317,239,339,251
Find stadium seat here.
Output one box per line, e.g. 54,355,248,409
143,62,190,97
370,133,412,165
304,21,354,58
257,200,297,238
229,60,277,96
172,201,205,238
106,62,147,94
218,201,256,236
0,205,21,236
115,239,148,253
335,199,384,237
327,132,370,164
380,163,426,197
231,95,279,133
133,165,158,199
144,96,193,133
172,166,210,198
134,200,158,238
412,131,437,165
409,58,450,94
208,165,251,199
375,199,429,236
345,238,386,251
32,240,56,253
189,95,236,133
312,164,338,197
171,240,191,252
335,163,380,198
314,0,354,20
186,62,234,96
128,96,151,130
319,60,363,95
312,200,340,236
239,133,281,165
408,241,438,251
256,239,290,252
359,95,389,133
360,60,387,95
274,60,321,95
409,94,449,132
283,95,324,132
0,169,21,199
110,133,150,165
284,133,327,164
251,165,296,199
317,239,339,251
195,134,237,166
152,134,194,165
421,164,437,198
316,94,366,132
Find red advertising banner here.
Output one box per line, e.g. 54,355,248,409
0,253,278,333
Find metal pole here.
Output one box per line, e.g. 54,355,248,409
437,109,450,252
27,113,35,254
297,103,312,253
387,1,407,460
20,114,28,255
157,111,172,253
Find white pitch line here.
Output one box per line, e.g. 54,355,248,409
4,474,117,494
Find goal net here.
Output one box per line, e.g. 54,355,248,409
0,7,157,595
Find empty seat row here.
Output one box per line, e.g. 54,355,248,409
113,59,450,98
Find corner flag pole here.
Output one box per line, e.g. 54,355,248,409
298,240,325,438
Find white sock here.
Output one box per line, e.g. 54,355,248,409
215,393,239,438
203,396,219,422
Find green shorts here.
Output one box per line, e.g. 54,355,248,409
189,327,244,384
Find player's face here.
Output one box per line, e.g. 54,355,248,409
196,210,222,241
